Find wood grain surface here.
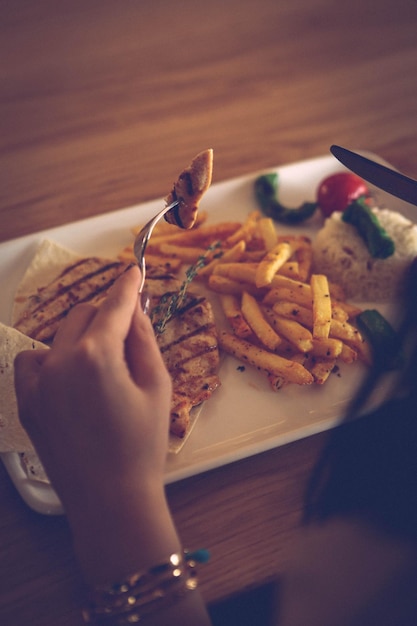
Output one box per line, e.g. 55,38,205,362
1,0,417,624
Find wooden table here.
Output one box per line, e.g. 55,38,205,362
1,1,417,623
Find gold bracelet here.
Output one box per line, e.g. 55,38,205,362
82,549,210,625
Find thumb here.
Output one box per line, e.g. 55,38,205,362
14,349,49,431
125,302,171,392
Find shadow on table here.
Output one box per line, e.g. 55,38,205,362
208,581,278,626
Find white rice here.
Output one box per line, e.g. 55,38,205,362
312,207,417,302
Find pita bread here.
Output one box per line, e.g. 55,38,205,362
19,450,50,484
0,322,48,452
12,238,80,325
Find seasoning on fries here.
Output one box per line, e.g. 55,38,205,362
218,330,314,386
122,208,371,390
241,291,282,351
310,274,332,339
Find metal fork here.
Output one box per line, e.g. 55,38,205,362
133,199,180,294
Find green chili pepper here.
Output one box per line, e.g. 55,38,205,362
254,173,318,225
356,309,403,370
342,198,395,259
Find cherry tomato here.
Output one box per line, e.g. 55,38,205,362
317,172,369,217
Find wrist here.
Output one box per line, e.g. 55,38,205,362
69,479,181,586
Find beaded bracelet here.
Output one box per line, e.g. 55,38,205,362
82,549,210,625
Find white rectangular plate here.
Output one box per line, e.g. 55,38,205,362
1,153,413,515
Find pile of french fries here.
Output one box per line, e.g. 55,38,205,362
119,210,371,390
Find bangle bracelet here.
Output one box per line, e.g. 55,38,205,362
82,549,210,625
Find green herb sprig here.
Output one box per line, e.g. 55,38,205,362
151,241,221,334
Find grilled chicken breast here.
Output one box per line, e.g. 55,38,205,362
14,258,220,439
164,149,213,230
146,271,221,438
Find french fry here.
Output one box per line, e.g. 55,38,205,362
117,247,183,272
271,301,313,329
255,242,294,288
274,338,304,359
294,241,313,282
279,262,301,280
331,303,350,323
179,221,241,245
144,231,195,249
219,330,313,385
219,294,252,338
213,263,258,285
349,337,372,365
241,250,266,262
241,291,282,351
208,274,265,297
311,274,332,339
310,337,343,359
225,210,261,245
208,275,245,295
269,274,313,298
156,243,207,263
242,252,301,279
309,357,337,385
329,319,372,364
332,300,362,321
264,312,313,353
146,221,241,252
339,343,358,364
329,318,363,344
276,234,311,247
143,254,183,272
197,240,246,277
258,217,277,251
289,351,308,365
255,320,302,359
263,286,313,309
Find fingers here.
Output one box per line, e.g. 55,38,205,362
126,303,172,391
52,303,98,349
47,266,141,350
87,265,142,343
80,266,169,389
14,348,49,393
14,348,49,431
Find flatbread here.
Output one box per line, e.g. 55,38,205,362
19,450,50,484
0,322,48,452
12,238,80,325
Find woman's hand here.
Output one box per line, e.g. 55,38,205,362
14,266,178,582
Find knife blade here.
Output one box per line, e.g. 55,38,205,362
330,145,417,207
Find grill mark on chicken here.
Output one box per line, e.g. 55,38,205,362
29,265,119,317
158,322,218,372
181,171,194,196
167,190,184,228
154,295,221,437
159,321,216,353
